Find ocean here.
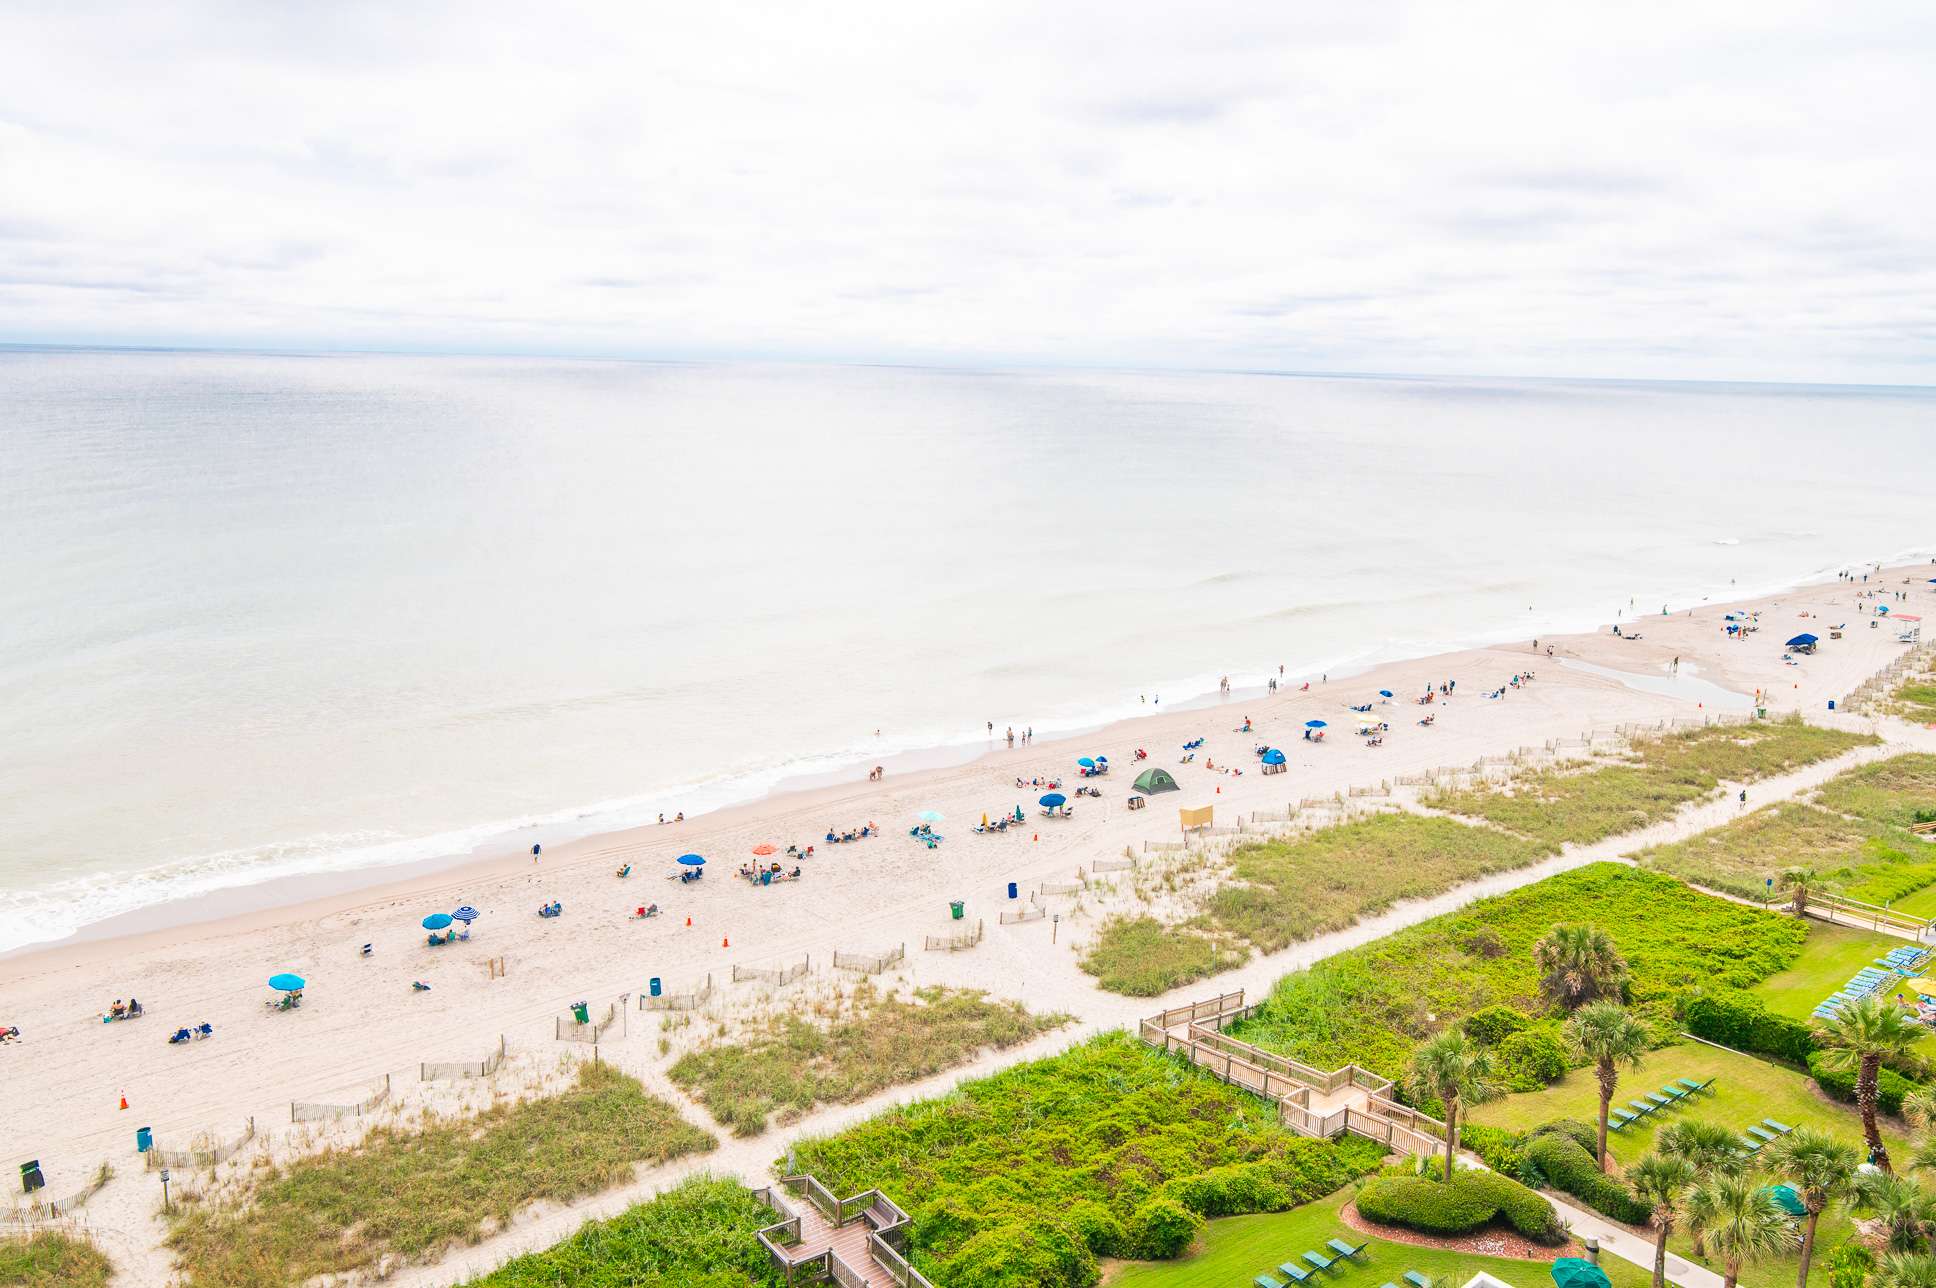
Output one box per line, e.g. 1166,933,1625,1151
3,347,1932,954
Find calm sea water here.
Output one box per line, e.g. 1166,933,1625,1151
3,348,1933,952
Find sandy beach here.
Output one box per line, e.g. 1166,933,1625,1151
6,560,1934,1285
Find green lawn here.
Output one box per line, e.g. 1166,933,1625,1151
1750,922,1936,1060
1105,1187,1652,1288
1465,1042,1905,1166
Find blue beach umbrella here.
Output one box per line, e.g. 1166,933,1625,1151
1378,690,1393,698
1305,719,1328,729
676,853,706,867
422,913,453,930
1039,793,1067,808
1786,633,1819,646
1261,749,1286,765
917,809,944,823
1077,757,1096,767
451,906,479,924
268,973,305,992
1551,1259,1612,1288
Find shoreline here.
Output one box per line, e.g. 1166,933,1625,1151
8,546,1929,963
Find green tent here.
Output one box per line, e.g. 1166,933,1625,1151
1551,1259,1612,1288
1766,1183,1806,1216
1133,767,1180,794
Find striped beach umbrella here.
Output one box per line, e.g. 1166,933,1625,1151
451,906,479,924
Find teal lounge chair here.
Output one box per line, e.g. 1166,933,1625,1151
1684,1077,1716,1095
1610,1107,1638,1127
1627,1100,1657,1119
1763,1119,1793,1134
1661,1084,1688,1102
1257,1277,1287,1288
1279,1262,1312,1283
1746,1125,1775,1143
1645,1092,1674,1109
1303,1249,1337,1272
1328,1238,1369,1260
1405,1272,1431,1288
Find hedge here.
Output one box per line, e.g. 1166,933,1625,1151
1354,1166,1564,1244
1807,1050,1917,1117
1464,1005,1535,1046
1498,1028,1568,1091
1682,989,1817,1065
1457,1124,1533,1185
1522,1123,1652,1224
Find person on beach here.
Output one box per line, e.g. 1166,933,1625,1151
1006,727,1014,747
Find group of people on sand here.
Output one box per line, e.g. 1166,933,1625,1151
823,823,876,843
739,862,802,884
1015,775,1061,789
655,811,685,824
106,997,144,1021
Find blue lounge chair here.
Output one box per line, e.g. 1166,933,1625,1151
1661,1084,1688,1102
1278,1262,1312,1283
1763,1119,1793,1134
1628,1100,1658,1120
1684,1077,1716,1095
1303,1250,1336,1272
1746,1125,1775,1143
1405,1272,1432,1288
1328,1238,1369,1260
1644,1092,1674,1110
1610,1107,1638,1128
1257,1277,1287,1288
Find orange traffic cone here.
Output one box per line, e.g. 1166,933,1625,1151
119,1092,128,1111
722,936,730,948
685,916,692,927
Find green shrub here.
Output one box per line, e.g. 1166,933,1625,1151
1682,989,1816,1065
1355,1167,1563,1244
467,1175,774,1288
940,1218,1097,1288
1827,1242,1876,1288
1523,1125,1652,1224
1127,1197,1202,1259
1061,1201,1125,1259
0,1232,113,1288
1808,1050,1918,1116
1464,1005,1534,1046
1457,1124,1533,1185
1498,1028,1568,1090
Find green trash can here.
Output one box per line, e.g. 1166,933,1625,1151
949,900,964,920
571,1001,590,1024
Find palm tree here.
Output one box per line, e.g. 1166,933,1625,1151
1817,994,1921,1172
1680,1171,1797,1288
1766,1127,1863,1288
1659,1117,1750,1177
1533,923,1630,1009
1861,1171,1936,1254
1631,1152,1698,1288
1407,1031,1498,1185
1780,866,1823,916
1566,1000,1650,1166
1877,1253,1936,1288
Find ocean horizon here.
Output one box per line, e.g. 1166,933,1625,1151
3,346,1933,954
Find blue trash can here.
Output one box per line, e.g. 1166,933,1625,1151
1828,699,1837,710
649,977,662,997
136,1126,153,1153
1007,881,1018,899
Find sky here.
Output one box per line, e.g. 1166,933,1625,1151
2,1,1933,382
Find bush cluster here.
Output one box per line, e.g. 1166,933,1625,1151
1462,1004,1533,1046
1521,1123,1652,1224
1807,1050,1918,1117
1497,1028,1569,1091
1354,1165,1564,1244
788,1032,1386,1288
1682,988,1817,1065
468,1176,776,1288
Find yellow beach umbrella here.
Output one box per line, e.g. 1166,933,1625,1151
1904,978,1936,998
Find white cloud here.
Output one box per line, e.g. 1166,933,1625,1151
2,0,1933,380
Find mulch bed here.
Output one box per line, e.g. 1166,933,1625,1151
1341,1201,1590,1262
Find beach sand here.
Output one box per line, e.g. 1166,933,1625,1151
5,563,1933,1285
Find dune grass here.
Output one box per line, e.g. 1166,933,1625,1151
465,1174,774,1288
164,1061,713,1288
1228,864,1807,1076
1635,753,1936,906
0,1231,113,1288
1427,717,1873,849
1204,813,1550,955
668,983,1069,1137
1080,915,1246,997
1104,1186,1654,1288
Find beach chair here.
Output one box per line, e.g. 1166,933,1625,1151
1610,1109,1637,1131
1302,1249,1336,1272
1746,1125,1775,1143
1684,1077,1716,1095
1661,1084,1689,1103
1627,1099,1658,1121
1763,1119,1793,1135
1257,1277,1287,1288
1644,1092,1674,1110
1405,1272,1432,1288
1327,1238,1369,1261
1277,1262,1312,1284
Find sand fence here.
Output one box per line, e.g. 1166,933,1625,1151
291,1073,392,1123
420,1034,507,1081
639,974,715,1011
144,1117,256,1171
556,999,626,1043
924,919,984,952
732,956,811,986
831,944,905,974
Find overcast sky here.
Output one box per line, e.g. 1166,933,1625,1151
2,1,1933,382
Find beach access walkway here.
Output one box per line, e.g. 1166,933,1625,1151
1140,990,1447,1158
753,1174,933,1288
